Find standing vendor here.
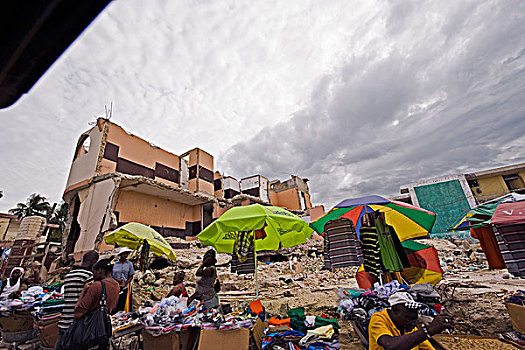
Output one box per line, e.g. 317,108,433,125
112,247,135,312
368,292,454,350
188,249,219,309
0,267,24,299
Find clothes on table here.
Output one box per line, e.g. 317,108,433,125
360,226,382,278
288,307,307,333
140,296,260,334
323,219,364,270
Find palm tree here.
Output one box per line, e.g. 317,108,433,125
48,202,69,242
9,193,51,219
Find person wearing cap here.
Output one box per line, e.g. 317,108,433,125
368,291,454,350
112,247,135,312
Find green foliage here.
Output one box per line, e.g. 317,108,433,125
8,193,69,243
8,193,51,219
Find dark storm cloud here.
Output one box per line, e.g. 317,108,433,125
221,0,525,207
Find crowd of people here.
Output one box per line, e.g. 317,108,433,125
0,245,461,350
0,247,214,350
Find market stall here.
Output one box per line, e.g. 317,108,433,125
0,283,64,348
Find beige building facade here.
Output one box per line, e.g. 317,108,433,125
63,118,316,259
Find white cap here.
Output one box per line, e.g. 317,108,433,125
118,247,133,255
388,292,424,310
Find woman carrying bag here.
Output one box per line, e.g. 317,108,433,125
60,258,120,350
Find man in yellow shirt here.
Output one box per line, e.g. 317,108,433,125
368,292,454,350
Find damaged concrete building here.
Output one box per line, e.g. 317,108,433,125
62,118,316,259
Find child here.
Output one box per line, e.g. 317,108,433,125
167,271,187,298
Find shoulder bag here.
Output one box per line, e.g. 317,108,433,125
62,280,112,350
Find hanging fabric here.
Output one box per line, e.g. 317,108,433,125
231,250,256,274
323,218,363,270
234,231,254,262
494,224,525,277
360,225,382,278
231,230,256,274
374,216,408,272
139,240,150,273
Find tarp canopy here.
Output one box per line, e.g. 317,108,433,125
105,223,177,260
449,193,525,231
491,201,525,225
198,204,313,253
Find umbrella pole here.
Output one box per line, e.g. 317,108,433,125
255,249,259,298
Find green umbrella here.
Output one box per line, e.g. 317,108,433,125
198,204,313,296
198,204,313,253
105,222,177,260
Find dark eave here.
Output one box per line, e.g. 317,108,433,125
0,0,112,108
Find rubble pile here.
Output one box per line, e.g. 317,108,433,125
36,236,520,344
428,239,523,335
129,239,359,314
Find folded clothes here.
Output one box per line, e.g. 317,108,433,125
307,325,334,339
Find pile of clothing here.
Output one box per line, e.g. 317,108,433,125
338,281,441,334
0,283,64,317
262,307,341,350
139,295,262,336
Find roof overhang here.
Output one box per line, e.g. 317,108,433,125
466,162,525,179
117,175,214,206
0,0,112,108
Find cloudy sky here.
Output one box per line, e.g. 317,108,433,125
1,0,524,212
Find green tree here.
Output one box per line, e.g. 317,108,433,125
9,193,51,219
48,202,69,242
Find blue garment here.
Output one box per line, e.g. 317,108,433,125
112,260,135,281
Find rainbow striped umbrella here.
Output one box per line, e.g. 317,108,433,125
310,195,436,242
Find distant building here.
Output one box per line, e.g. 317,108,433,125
62,118,316,259
400,162,525,238
465,163,525,204
0,213,21,247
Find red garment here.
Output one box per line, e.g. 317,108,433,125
268,317,291,327
75,279,120,315
168,283,188,298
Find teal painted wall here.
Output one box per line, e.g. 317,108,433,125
414,180,472,239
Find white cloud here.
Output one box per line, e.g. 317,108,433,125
222,0,525,208
1,0,524,213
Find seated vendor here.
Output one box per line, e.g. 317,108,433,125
0,267,24,299
369,292,453,350
167,271,188,298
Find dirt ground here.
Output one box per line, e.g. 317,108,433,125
27,237,521,350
